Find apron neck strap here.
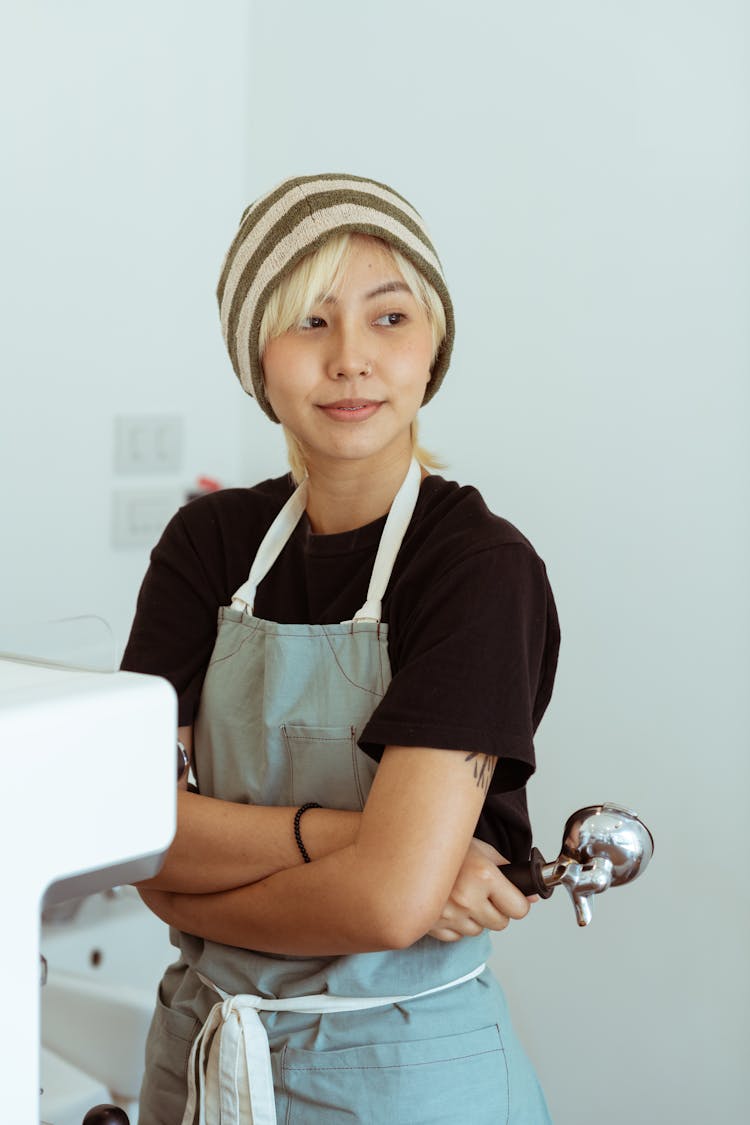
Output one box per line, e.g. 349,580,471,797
231,480,309,613
352,457,421,622
231,458,422,620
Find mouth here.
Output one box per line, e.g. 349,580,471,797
316,399,383,422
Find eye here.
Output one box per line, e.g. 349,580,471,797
374,312,406,327
299,315,327,330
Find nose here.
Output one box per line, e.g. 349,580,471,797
325,321,371,381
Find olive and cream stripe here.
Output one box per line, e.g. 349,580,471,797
217,173,454,422
216,174,426,302
217,176,430,327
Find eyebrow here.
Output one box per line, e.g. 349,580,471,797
321,280,412,305
365,280,412,300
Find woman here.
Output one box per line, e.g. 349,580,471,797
123,173,559,1124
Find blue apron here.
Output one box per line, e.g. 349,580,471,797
139,459,551,1124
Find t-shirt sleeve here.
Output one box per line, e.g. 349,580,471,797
120,507,227,726
359,541,559,794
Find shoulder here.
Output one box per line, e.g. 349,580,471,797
135,471,296,623
173,474,293,546
388,473,559,666
154,474,294,579
408,474,544,577
120,473,297,718
387,473,557,656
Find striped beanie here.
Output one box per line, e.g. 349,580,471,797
217,173,455,422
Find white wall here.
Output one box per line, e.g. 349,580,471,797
245,2,749,1122
4,1,748,1122
0,0,285,658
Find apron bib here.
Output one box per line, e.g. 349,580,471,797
140,458,551,1125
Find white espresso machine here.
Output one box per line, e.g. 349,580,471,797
0,647,176,1125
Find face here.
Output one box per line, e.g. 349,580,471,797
262,235,434,473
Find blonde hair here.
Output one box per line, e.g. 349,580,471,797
258,232,447,484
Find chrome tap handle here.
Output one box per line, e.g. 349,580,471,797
501,803,653,926
558,854,615,927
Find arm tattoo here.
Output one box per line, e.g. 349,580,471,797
464,752,497,793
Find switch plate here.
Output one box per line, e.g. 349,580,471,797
114,415,183,475
112,488,180,548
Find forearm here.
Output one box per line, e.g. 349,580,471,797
141,835,531,956
140,843,419,956
137,791,361,894
237,836,529,954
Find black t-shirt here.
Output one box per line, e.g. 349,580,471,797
121,472,560,861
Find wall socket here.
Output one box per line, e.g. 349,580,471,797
112,488,180,549
114,415,183,475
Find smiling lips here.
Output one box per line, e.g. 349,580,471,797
317,399,383,422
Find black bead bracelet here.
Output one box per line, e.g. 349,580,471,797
293,802,322,863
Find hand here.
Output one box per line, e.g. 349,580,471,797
427,837,532,942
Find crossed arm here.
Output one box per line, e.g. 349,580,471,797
137,726,532,956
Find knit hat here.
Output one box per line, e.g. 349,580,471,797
217,173,455,422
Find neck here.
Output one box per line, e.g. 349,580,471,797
303,449,425,534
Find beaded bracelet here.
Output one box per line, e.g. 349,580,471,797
293,802,322,863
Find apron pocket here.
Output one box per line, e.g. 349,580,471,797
138,986,200,1125
282,723,377,810
281,1023,508,1125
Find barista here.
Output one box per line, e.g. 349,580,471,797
123,173,559,1124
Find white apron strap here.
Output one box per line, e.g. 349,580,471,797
230,458,422,621
352,456,421,621
231,480,309,613
182,962,485,1125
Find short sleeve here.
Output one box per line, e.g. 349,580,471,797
359,541,559,794
120,508,227,725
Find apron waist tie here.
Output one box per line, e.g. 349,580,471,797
182,962,486,1125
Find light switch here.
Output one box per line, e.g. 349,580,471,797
114,415,183,474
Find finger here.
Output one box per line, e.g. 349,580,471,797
431,913,485,937
452,917,484,937
471,902,511,932
428,927,463,943
489,872,532,920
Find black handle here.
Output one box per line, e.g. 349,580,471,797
83,1106,130,1125
500,846,554,899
